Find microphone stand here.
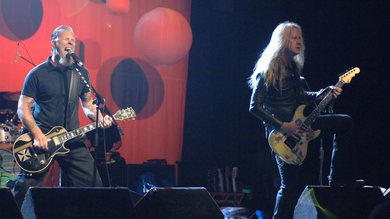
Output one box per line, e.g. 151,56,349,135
70,51,124,187
93,91,103,187
90,87,124,187
14,41,36,66
73,68,109,187
19,55,36,66
75,69,118,187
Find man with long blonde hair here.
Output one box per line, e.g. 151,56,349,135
249,21,358,218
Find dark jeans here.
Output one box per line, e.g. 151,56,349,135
12,142,103,208
272,114,356,219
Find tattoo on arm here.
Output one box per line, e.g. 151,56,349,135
81,92,97,121
18,95,39,131
82,92,93,103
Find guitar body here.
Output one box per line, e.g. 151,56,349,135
12,126,70,174
12,107,137,174
268,105,320,165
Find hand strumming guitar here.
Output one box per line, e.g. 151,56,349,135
281,121,307,139
31,128,49,150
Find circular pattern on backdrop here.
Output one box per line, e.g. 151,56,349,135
106,0,130,14
96,57,164,119
0,0,43,40
134,7,193,65
58,0,90,17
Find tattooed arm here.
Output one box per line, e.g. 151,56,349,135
18,95,48,149
80,91,112,128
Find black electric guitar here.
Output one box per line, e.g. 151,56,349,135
268,67,360,165
12,107,136,174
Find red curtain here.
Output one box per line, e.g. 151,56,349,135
0,0,192,165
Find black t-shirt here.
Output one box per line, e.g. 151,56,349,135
21,57,90,132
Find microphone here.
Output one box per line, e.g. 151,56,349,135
14,42,20,63
65,48,83,67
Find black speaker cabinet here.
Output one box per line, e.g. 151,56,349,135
294,185,384,219
21,187,137,219
135,187,224,219
0,188,23,219
96,162,128,187
127,164,176,194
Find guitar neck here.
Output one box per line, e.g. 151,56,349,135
304,80,344,126
53,107,135,144
57,122,98,143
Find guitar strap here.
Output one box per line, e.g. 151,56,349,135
65,69,78,130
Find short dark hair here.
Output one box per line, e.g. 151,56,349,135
51,25,74,41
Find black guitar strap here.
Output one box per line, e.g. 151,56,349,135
65,69,78,130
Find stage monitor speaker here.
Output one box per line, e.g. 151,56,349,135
21,187,137,219
0,188,23,219
294,185,384,219
127,164,176,195
135,187,224,219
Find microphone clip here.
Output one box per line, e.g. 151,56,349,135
65,48,84,67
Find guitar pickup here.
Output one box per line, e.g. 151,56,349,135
52,136,60,145
285,136,299,149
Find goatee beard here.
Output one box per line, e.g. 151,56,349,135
59,56,72,66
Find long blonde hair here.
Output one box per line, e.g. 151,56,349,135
248,21,305,89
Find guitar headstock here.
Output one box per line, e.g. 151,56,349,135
113,107,137,121
339,67,360,84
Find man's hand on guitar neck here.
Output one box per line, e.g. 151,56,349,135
98,115,113,128
330,86,342,98
318,86,342,100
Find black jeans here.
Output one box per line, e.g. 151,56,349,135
12,142,103,208
272,114,356,219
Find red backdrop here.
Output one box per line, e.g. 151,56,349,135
0,0,192,165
